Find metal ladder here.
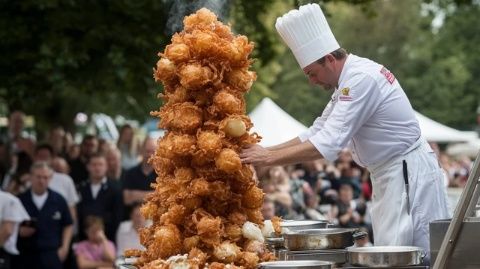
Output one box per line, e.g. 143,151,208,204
432,151,480,269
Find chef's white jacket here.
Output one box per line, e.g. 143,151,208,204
298,54,420,167
298,54,450,258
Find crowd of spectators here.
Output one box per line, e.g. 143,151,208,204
0,110,149,269
0,110,474,269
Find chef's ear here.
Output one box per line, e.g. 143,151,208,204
324,53,336,64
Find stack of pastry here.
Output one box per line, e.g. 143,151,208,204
128,8,275,269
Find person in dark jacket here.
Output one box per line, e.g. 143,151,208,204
17,162,73,269
77,154,122,242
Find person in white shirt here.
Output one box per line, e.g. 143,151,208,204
240,3,450,263
0,190,30,269
115,202,145,258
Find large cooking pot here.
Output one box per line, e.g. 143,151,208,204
347,246,425,267
258,260,334,269
265,221,330,252
283,228,358,251
280,220,329,232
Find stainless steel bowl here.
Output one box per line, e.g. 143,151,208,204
347,246,425,268
258,260,334,269
283,228,357,251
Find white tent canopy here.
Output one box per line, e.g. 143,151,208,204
249,98,307,147
248,97,476,147
414,112,475,143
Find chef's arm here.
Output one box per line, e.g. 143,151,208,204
266,137,302,151
241,141,323,167
269,141,324,166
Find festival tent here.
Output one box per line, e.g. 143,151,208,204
249,98,308,147
249,97,475,147
445,131,480,158
414,112,475,143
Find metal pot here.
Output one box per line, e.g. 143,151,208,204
258,260,334,269
280,220,329,233
282,249,348,265
283,228,358,251
347,246,425,268
265,221,330,251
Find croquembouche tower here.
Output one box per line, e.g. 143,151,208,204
130,8,275,269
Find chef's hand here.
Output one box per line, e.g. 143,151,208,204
240,144,272,166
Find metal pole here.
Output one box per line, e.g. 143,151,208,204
432,150,480,269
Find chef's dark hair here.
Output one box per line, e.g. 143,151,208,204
316,48,348,64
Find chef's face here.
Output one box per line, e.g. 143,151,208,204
303,55,337,91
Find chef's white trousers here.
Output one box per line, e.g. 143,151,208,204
367,137,450,262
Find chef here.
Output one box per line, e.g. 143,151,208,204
240,3,450,261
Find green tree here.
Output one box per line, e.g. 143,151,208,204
0,0,290,132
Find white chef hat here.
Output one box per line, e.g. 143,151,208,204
275,3,340,69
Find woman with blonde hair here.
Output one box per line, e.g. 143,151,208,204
117,125,140,170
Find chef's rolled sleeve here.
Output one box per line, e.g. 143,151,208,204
299,128,316,142
298,101,333,142
308,74,382,162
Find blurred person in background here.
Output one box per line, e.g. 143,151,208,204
17,162,73,269
259,167,292,218
0,190,30,269
2,111,35,159
305,194,327,221
105,147,124,183
0,142,8,183
122,137,156,212
47,126,69,157
34,144,79,227
338,165,362,199
67,144,81,161
77,154,123,242
117,125,141,170
74,216,115,269
69,135,98,186
115,202,145,258
331,183,365,228
51,156,70,174
266,166,292,208
261,197,276,220
2,151,32,195
97,139,114,156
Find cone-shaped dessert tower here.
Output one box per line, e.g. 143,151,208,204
131,8,275,269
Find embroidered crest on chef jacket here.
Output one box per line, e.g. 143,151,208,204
380,66,395,84
52,211,61,220
338,87,352,101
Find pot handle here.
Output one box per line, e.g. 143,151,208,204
420,250,427,261
352,231,368,241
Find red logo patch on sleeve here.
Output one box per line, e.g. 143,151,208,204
380,67,395,84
